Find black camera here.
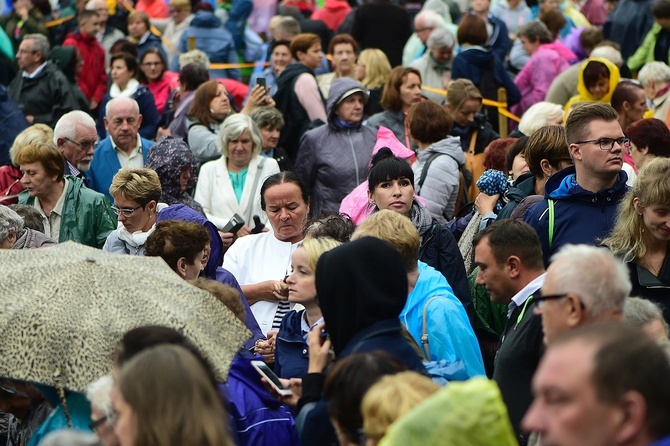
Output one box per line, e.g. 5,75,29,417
222,214,245,234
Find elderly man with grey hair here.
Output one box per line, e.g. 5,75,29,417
534,244,631,345
411,27,455,103
0,205,55,249
7,34,78,128
638,61,670,123
624,297,669,342
53,111,99,186
88,97,153,200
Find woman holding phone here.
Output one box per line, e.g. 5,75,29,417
274,237,341,379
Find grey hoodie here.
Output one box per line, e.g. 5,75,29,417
413,136,465,223
295,78,377,217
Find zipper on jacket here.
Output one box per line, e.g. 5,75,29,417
347,129,360,185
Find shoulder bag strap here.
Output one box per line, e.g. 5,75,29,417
548,198,555,250
245,157,265,225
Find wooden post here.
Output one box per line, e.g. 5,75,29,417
188,36,196,52
498,87,508,138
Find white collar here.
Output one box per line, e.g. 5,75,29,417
23,62,48,78
508,273,546,318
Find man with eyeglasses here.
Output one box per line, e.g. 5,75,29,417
53,111,99,187
62,10,107,112
523,102,630,266
533,244,628,345
7,34,78,128
473,219,546,445
88,97,153,200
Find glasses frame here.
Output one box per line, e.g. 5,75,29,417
573,137,631,152
535,292,569,308
111,204,144,218
63,137,99,152
89,415,108,431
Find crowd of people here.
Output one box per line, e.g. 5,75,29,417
2,0,670,443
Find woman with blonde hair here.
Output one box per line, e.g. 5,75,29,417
104,168,165,255
361,372,439,445
355,48,392,116
604,157,670,322
275,236,341,378
113,344,234,446
1,124,53,205
194,113,280,239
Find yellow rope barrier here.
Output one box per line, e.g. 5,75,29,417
420,84,520,122
45,14,75,28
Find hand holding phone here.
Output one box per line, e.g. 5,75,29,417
252,360,293,396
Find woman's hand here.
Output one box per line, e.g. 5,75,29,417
242,85,272,113
236,225,253,238
475,193,500,216
218,231,234,250
307,323,331,374
254,336,276,363
273,280,289,301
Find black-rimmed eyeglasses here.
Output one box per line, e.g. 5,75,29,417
574,137,630,151
89,415,108,431
111,204,144,218
534,292,569,308
63,137,99,151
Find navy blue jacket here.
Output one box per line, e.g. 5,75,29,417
523,166,629,266
451,46,521,107
275,310,309,379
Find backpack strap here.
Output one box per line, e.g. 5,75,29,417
548,198,555,250
417,151,443,191
421,296,446,360
245,157,265,224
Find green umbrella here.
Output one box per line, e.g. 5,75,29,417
0,242,250,393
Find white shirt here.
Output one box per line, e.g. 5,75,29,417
23,62,47,78
507,273,546,318
112,137,144,169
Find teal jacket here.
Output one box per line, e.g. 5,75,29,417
19,175,116,248
627,23,670,71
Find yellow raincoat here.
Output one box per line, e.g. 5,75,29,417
564,57,621,116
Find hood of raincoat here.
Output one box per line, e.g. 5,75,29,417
575,56,620,103
326,77,369,126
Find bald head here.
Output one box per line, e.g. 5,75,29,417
104,98,142,152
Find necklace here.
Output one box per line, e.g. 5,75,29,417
640,258,663,277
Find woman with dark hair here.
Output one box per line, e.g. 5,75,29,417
450,14,520,133
187,80,272,164
625,118,670,172
223,171,312,337
97,52,160,140
365,147,473,320
408,100,464,223
138,47,179,116
366,66,423,151
164,63,210,139
564,57,620,113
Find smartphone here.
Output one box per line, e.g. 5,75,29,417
256,77,267,90
222,214,245,234
251,360,293,396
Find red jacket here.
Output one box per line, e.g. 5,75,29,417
311,0,351,32
63,32,108,104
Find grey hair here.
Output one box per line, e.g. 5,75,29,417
105,97,140,118
23,34,50,60
638,61,670,86
85,0,106,10
218,113,263,158
518,101,563,135
549,244,631,316
179,49,210,70
86,375,115,419
590,45,623,67
41,430,99,446
427,27,455,50
624,297,669,335
275,16,301,39
249,106,285,130
0,205,25,246
414,10,445,29
53,111,97,145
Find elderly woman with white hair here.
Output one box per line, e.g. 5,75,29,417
86,375,119,446
195,114,280,241
638,61,670,123
0,204,55,249
513,101,564,137
410,27,456,103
